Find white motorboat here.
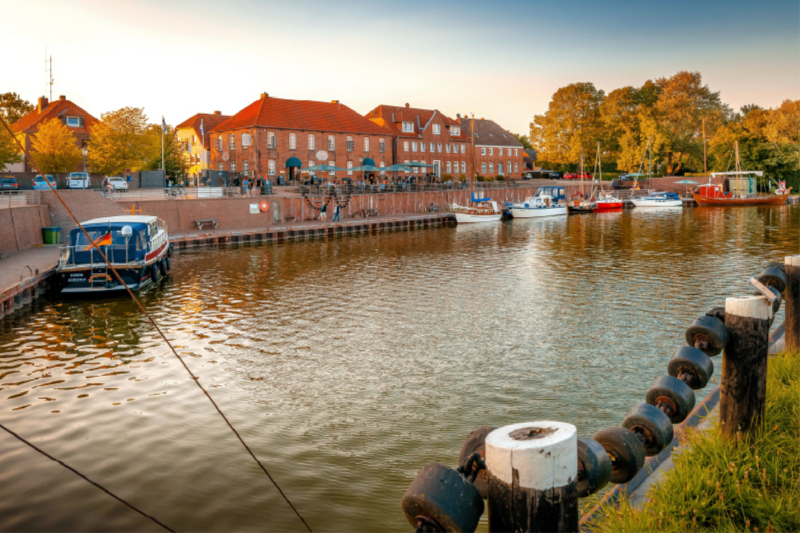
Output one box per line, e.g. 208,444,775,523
507,187,567,218
631,192,683,208
452,114,502,224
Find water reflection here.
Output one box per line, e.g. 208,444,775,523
0,206,797,531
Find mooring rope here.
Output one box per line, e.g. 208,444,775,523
0,116,314,533
0,422,175,532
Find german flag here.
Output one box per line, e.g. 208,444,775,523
84,232,112,251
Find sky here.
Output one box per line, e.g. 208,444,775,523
1,0,798,135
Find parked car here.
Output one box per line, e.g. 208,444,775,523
563,172,593,180
67,172,91,189
0,176,19,190
102,176,128,191
547,171,563,180
33,174,57,190
612,175,639,190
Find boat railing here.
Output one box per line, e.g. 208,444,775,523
155,217,169,234
58,244,147,269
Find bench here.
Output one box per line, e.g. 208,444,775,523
354,208,378,218
195,219,218,230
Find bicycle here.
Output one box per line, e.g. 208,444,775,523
101,187,122,201
165,184,187,200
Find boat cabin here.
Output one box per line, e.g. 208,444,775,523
696,184,729,199
62,216,168,267
536,186,565,202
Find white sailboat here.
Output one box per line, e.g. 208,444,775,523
506,187,567,218
452,115,502,223
631,138,683,208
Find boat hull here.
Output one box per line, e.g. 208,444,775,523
631,199,683,208
59,265,154,294
509,206,567,218
594,201,623,211
691,192,790,206
454,212,502,223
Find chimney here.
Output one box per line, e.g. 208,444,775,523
261,93,269,99
59,95,66,101
456,113,461,119
405,103,409,108
331,100,339,104
213,111,221,115
37,96,48,112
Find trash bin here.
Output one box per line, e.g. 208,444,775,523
42,227,61,245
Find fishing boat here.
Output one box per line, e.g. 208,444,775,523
57,215,172,293
567,150,597,214
452,115,502,223
631,192,683,207
591,143,623,211
692,143,791,206
506,187,567,218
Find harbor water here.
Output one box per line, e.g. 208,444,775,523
0,206,797,531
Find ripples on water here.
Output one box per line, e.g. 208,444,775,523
0,206,797,531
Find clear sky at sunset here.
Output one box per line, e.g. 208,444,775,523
2,0,798,134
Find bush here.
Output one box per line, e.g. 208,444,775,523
442,174,453,181
476,175,485,182
459,174,467,182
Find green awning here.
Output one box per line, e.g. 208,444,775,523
285,157,302,168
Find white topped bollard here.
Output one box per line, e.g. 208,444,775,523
485,421,578,533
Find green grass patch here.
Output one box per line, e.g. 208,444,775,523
587,349,799,532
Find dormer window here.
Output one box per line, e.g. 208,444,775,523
433,124,441,135
402,122,414,133
65,116,81,127
450,126,460,136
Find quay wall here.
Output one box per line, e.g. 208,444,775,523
40,190,127,242
0,205,50,255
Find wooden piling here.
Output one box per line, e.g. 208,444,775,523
786,255,800,352
720,295,771,438
485,421,578,533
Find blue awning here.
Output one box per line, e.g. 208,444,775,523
363,157,375,166
285,157,302,168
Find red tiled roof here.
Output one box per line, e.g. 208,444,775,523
12,97,99,135
365,104,466,140
176,112,231,148
210,96,389,136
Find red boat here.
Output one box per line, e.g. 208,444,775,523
594,195,623,211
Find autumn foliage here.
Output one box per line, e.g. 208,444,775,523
29,118,83,174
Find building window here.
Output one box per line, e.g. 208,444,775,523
514,162,519,172
451,126,460,136
404,141,409,152
437,143,442,153
231,161,236,173
347,161,353,175
379,161,385,175
461,145,465,154
481,147,486,156
267,132,276,149
191,134,196,145
364,137,369,151
329,161,335,176
433,124,440,134
489,147,493,156
402,122,414,133
218,162,223,171
289,133,296,149
508,160,512,174
489,163,493,174
498,163,504,175
412,142,417,152
217,136,223,150
229,134,235,150
446,161,451,173
268,160,275,175
308,134,315,150
420,142,426,153
514,149,519,156
243,160,249,174
347,136,354,152
242,133,252,147
446,144,451,153
429,142,434,152
309,160,315,170
328,136,335,151
404,160,410,173
508,148,512,156
379,138,385,153
481,162,486,174
461,161,466,173
66,116,81,127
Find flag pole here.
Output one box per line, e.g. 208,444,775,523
161,116,166,175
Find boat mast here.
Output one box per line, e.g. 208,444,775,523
471,114,476,196
579,150,584,196
648,137,653,190
596,142,603,192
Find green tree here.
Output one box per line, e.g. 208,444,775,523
87,107,153,176
512,133,533,150
531,82,605,165
29,118,82,174
142,124,189,181
0,92,33,124
0,127,22,169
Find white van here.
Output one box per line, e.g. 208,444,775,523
68,172,91,189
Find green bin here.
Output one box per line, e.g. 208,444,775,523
42,226,61,245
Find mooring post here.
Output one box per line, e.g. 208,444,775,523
485,421,578,533
786,255,800,352
720,295,771,437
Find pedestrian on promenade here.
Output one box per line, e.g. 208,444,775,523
333,203,340,222
320,201,327,221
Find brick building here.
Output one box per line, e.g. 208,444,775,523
366,104,469,179
209,93,393,181
11,95,100,172
459,118,524,179
175,111,230,183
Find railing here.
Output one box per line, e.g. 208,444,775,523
58,244,146,269
399,258,796,533
111,185,275,201
0,190,40,208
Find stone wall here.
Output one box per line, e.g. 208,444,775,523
0,205,50,255
39,190,128,242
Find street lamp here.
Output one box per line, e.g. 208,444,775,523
82,145,88,173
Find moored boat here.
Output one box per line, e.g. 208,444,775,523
594,193,624,211
631,192,683,207
507,187,567,218
452,115,502,224
57,215,172,293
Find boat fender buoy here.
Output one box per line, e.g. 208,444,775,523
592,427,645,484
152,262,161,283
458,427,496,500
165,255,171,272
622,404,674,457
259,200,269,212
645,375,695,424
401,462,484,532
577,438,612,497
668,346,713,389
685,316,728,356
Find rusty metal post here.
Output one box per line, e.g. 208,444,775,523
485,421,578,533
720,295,772,438
786,255,800,352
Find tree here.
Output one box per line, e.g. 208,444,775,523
0,127,22,169
0,92,33,125
29,119,82,174
142,124,189,181
512,133,533,150
530,82,605,166
87,107,153,176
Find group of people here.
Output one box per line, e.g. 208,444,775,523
318,201,341,222
232,175,271,197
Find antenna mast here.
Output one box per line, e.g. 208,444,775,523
45,54,54,101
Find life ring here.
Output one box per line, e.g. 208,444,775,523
259,200,269,212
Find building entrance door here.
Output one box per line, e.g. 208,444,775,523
433,161,441,178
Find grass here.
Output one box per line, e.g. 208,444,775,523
587,349,799,533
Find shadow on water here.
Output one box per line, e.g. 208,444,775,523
0,206,797,531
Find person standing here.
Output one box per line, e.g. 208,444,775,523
333,202,340,222
320,201,327,221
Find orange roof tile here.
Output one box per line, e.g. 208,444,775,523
176,112,231,148
210,96,389,136
365,104,466,140
12,97,99,135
